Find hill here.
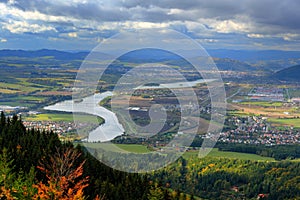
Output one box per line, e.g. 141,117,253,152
213,57,255,71
273,64,300,82
0,49,88,60
207,49,300,62
0,49,257,72
207,49,300,71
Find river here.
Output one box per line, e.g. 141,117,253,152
44,91,125,142
44,79,216,142
135,79,215,89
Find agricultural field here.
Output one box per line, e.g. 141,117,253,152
80,143,151,153
267,118,300,128
0,56,81,110
239,101,283,107
80,143,275,161
25,112,104,124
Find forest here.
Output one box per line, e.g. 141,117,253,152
0,112,299,199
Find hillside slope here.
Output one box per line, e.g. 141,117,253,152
273,65,300,82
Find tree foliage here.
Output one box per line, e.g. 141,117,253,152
33,147,89,200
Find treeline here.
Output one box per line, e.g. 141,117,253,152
217,142,300,160
189,135,300,161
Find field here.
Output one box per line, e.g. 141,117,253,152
80,143,275,161
80,143,151,153
25,113,104,124
239,101,283,107
229,102,299,117
0,56,80,110
267,118,300,128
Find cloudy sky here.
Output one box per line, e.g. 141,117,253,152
0,0,299,51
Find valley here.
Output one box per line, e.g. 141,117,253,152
0,49,299,199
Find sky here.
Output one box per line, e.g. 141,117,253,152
0,0,300,51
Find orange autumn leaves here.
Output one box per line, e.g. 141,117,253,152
33,147,89,200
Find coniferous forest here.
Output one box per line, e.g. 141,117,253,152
0,112,300,199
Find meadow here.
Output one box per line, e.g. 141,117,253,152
267,117,300,128
25,113,104,124
80,143,275,161
239,101,283,107
80,143,151,153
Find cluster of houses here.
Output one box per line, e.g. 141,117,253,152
23,120,76,135
218,116,299,145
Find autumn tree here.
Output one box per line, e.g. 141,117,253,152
33,147,89,200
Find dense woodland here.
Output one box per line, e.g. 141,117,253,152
0,112,152,199
217,142,300,161
0,112,300,199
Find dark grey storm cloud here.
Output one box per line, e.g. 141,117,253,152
14,0,131,22
1,0,299,50
121,0,300,31
6,0,298,32
245,0,300,31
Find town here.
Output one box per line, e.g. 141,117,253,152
218,116,300,145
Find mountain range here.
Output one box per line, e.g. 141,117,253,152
0,49,299,73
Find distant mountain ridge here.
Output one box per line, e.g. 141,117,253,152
273,65,300,82
0,49,88,60
207,49,300,62
0,49,257,72
213,57,255,71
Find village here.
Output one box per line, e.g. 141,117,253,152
217,116,300,145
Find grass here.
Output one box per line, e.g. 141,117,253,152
0,82,42,93
115,144,150,153
239,101,283,107
81,143,275,161
0,101,35,107
0,88,18,94
25,113,104,124
80,143,151,153
25,113,74,122
11,96,47,102
267,118,300,128
227,110,255,117
183,148,275,161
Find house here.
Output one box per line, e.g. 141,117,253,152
257,193,269,199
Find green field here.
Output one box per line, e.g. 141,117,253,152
81,143,151,153
0,101,35,108
25,113,104,124
0,81,46,93
183,148,275,161
227,110,255,117
239,101,283,107
268,118,300,128
80,143,275,161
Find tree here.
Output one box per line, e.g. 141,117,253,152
0,149,15,199
147,183,165,200
0,149,37,199
33,147,89,200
